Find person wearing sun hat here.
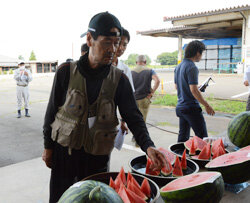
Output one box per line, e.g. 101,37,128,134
42,12,166,202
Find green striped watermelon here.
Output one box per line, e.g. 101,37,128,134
160,172,224,203
205,150,250,184
228,111,250,148
58,180,123,203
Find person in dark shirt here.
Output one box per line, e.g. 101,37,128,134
174,40,215,142
42,12,166,203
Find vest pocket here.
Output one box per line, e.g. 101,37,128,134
91,129,118,155
63,89,85,117
51,119,76,147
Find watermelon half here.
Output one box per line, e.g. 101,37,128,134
160,172,224,203
228,111,250,148
205,150,250,184
239,145,250,151
58,180,123,203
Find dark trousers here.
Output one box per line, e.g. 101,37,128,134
49,143,110,203
176,106,208,142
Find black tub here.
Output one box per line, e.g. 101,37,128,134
168,142,230,168
129,155,199,188
83,172,160,203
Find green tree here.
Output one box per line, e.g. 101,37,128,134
18,55,24,60
125,54,151,66
29,50,37,61
156,51,178,65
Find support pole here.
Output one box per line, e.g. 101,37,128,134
178,35,183,64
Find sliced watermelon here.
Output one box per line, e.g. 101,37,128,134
161,156,173,176
212,148,220,160
127,181,147,200
158,147,176,165
125,188,147,203
127,172,133,184
205,150,250,184
239,145,250,151
145,158,161,176
109,177,116,190
160,172,224,203
218,145,226,156
184,138,196,151
140,178,151,198
118,184,131,203
118,167,127,186
212,138,225,155
181,149,187,170
172,156,183,177
197,143,210,160
115,175,124,192
189,139,196,155
193,136,207,151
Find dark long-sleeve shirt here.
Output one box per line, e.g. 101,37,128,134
43,54,155,153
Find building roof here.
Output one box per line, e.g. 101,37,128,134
138,5,249,39
163,4,250,21
0,55,18,67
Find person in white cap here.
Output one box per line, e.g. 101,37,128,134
14,61,32,118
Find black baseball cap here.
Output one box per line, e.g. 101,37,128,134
80,12,122,38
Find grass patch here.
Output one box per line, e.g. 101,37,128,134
152,94,246,115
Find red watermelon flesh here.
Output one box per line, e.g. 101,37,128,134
172,156,183,177
118,184,131,203
212,148,220,160
218,145,226,156
184,136,207,151
239,145,250,152
161,172,221,192
115,175,124,192
161,156,173,176
194,136,207,151
127,181,147,200
184,138,197,151
109,177,116,190
206,151,250,168
197,143,210,160
212,138,225,155
119,167,127,186
126,188,147,203
140,178,151,198
181,149,187,170
145,158,161,176
158,147,176,165
189,139,196,155
127,172,133,184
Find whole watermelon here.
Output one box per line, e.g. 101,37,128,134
58,180,123,203
228,111,250,148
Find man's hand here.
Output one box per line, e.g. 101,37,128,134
120,121,128,134
147,92,153,99
205,104,215,116
24,71,28,76
147,147,166,171
42,149,53,168
244,81,249,86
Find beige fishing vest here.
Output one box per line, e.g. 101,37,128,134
51,62,122,155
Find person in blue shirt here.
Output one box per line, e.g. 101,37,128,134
174,40,215,142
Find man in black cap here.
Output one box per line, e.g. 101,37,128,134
42,12,166,202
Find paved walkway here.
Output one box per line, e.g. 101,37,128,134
0,123,249,203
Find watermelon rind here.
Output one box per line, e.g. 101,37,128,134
58,180,123,203
160,172,224,203
205,151,250,184
228,111,250,148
